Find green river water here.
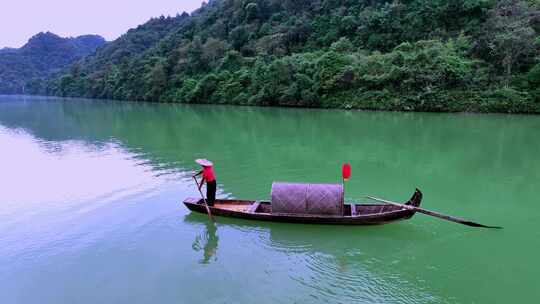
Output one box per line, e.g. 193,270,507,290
0,95,539,303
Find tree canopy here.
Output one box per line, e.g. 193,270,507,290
39,0,540,113
0,32,105,94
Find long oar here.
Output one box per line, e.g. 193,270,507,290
193,176,214,221
367,195,502,229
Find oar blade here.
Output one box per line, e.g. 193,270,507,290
414,208,502,229
461,221,503,229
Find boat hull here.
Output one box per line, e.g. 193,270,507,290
183,189,422,225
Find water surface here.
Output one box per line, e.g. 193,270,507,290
1,95,539,303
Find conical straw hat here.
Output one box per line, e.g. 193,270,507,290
195,159,213,167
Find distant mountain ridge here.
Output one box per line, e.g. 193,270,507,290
0,32,106,94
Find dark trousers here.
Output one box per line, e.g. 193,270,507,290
206,180,216,206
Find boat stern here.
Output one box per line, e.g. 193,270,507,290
183,197,203,209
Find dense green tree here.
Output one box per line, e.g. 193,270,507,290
202,38,231,66
230,26,249,50
475,0,538,86
146,59,168,101
36,0,540,113
0,32,105,94
245,2,260,21
527,63,540,102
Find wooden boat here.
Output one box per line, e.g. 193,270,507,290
183,188,423,225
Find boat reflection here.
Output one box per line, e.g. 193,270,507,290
190,219,219,264
183,211,429,258
182,212,441,303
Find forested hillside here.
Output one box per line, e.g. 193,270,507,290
0,48,16,54
46,0,539,113
0,32,106,94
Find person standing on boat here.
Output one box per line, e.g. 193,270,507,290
194,159,217,206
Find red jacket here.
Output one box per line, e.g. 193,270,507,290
202,166,215,182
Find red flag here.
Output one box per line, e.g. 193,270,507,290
342,163,351,181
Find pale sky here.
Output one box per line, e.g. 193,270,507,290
0,0,203,48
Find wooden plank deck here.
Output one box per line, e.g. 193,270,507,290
214,203,250,212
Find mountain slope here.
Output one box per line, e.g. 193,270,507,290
0,48,16,53
0,32,106,94
48,0,539,113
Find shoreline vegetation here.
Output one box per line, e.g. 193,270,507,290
13,1,540,113
7,94,540,117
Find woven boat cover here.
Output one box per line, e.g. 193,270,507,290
271,182,344,215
